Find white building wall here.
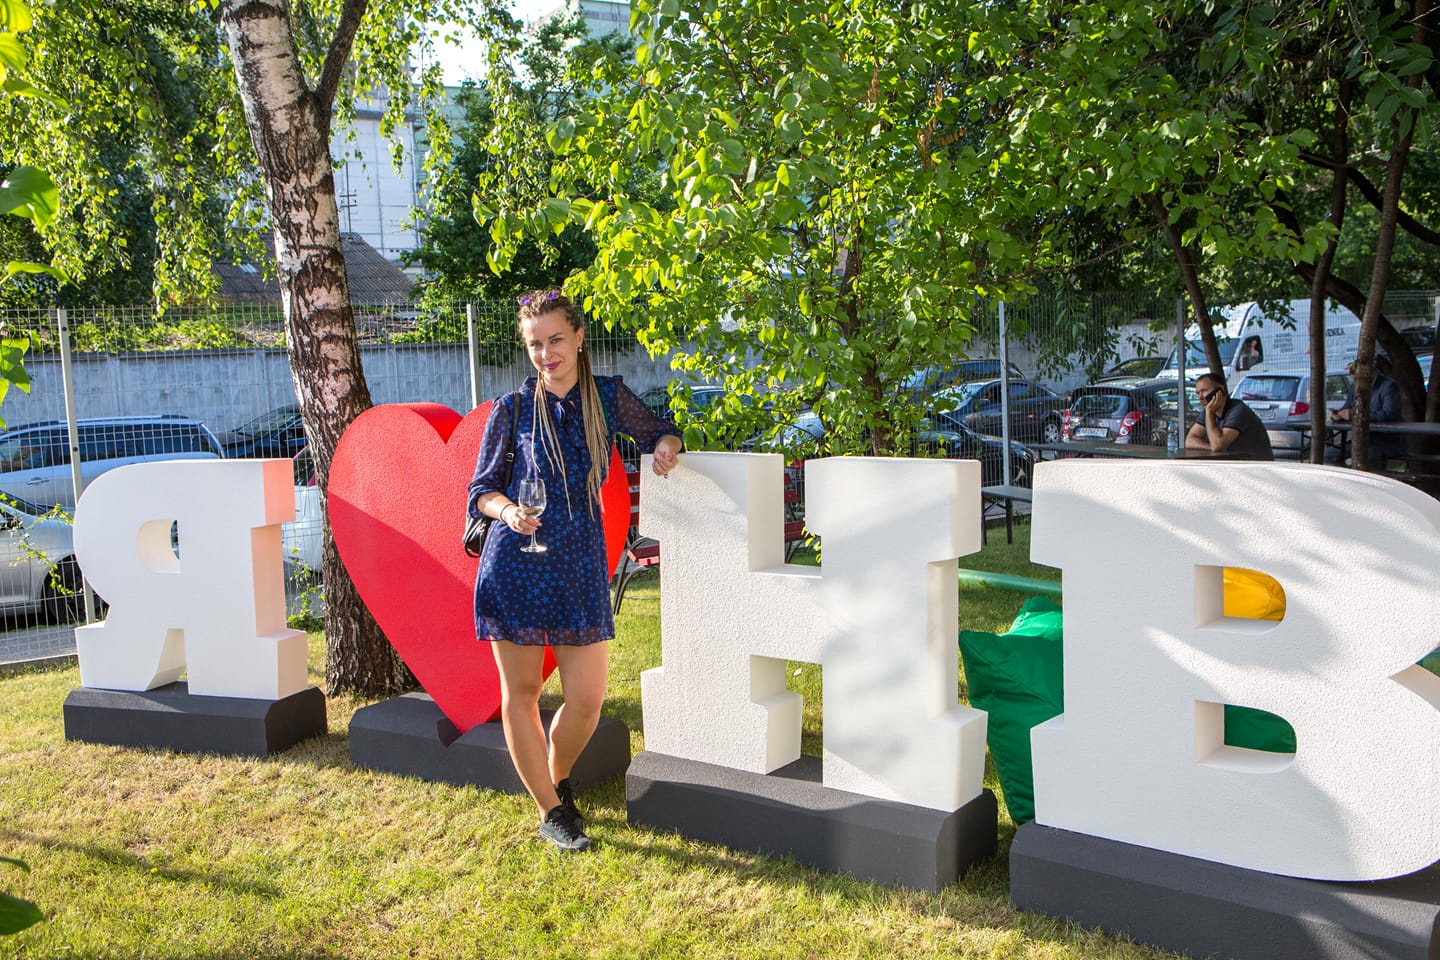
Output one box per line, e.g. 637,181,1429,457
332,97,422,264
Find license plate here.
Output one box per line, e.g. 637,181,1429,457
1257,407,1280,421
1075,427,1108,439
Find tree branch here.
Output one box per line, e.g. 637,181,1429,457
316,0,368,113
1299,150,1440,246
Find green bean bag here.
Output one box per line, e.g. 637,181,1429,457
958,597,1064,825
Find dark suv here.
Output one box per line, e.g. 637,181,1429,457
218,404,307,459
0,415,224,509
904,359,1027,400
932,378,1067,444
1062,378,1199,446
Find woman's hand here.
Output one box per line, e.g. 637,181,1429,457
652,436,682,476
502,502,540,535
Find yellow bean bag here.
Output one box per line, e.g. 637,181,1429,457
1222,567,1286,621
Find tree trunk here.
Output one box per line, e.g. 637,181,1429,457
1307,80,1352,463
220,0,409,697
1352,2,1427,470
1146,193,1223,376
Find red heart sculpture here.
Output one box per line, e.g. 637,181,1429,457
328,401,632,733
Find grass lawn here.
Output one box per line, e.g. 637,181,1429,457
0,523,1180,959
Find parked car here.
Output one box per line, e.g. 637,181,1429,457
755,408,1035,491
637,385,729,421
0,416,224,510
219,404,307,459
1234,371,1352,455
1062,378,1202,446
1402,326,1435,354
0,494,91,623
1097,356,1167,382
915,415,1039,488
284,447,323,575
1158,298,1361,391
932,378,1067,444
903,359,1027,400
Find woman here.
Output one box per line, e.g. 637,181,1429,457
467,289,682,852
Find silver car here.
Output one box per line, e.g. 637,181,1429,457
1235,372,1352,454
0,416,223,510
0,495,88,622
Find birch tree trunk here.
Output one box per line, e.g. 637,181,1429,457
220,0,409,696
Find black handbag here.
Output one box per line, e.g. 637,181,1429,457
463,395,517,558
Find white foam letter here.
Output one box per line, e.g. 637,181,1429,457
1030,460,1440,880
73,459,307,700
639,452,987,811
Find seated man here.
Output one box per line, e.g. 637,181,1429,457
1186,371,1274,460
1332,354,1404,468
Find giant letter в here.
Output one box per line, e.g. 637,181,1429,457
1030,459,1440,881
639,452,987,811
72,460,307,700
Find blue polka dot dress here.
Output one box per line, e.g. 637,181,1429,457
467,375,678,646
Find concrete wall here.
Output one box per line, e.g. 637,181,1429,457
0,341,673,436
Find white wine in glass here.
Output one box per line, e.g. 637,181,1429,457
518,478,547,554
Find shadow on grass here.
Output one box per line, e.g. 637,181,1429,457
599,813,1022,914
0,827,285,899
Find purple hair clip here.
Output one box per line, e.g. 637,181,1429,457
518,290,562,307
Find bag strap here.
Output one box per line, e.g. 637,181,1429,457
499,391,518,489
598,378,617,442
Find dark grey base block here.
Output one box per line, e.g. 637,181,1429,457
63,682,327,757
348,693,631,792
626,750,998,891
1011,822,1440,960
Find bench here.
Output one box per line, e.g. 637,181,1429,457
611,469,809,614
981,484,1032,545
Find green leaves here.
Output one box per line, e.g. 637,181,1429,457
0,857,41,936
0,0,31,34
0,166,57,229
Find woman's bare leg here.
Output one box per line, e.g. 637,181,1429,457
548,641,609,784
491,640,561,817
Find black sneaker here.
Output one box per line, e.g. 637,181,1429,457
539,804,591,853
555,778,584,828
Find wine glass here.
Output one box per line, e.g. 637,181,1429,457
518,478,547,554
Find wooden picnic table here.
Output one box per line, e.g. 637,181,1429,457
980,484,1032,545
1292,420,1440,461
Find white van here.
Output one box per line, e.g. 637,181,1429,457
1158,298,1361,391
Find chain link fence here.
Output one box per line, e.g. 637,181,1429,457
2,289,1433,665
0,299,670,665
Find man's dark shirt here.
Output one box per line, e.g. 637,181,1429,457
1200,397,1274,460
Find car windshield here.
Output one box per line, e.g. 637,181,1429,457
1072,393,1129,418
1237,377,1299,402
0,492,53,516
937,382,987,409
1109,357,1161,377
232,407,297,437
1168,340,1241,370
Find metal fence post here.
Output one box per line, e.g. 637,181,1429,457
1176,297,1187,441
56,307,98,622
999,299,1012,485
467,302,481,410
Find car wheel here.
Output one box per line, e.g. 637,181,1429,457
41,558,101,624
1041,418,1061,444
